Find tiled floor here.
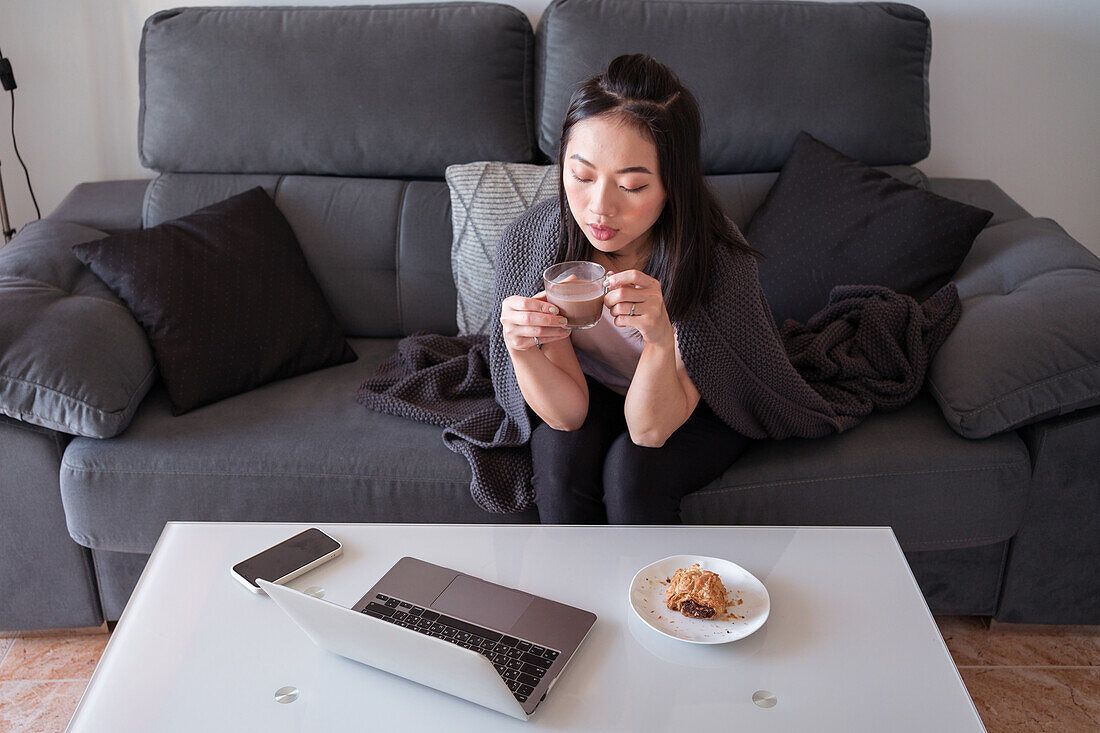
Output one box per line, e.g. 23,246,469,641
936,616,1099,732
0,632,110,733
0,617,1096,731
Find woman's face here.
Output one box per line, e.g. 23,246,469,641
563,114,667,264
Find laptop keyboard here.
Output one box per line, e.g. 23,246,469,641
361,593,560,705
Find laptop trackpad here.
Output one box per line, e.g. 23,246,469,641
432,575,534,633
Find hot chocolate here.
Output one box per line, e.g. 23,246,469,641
546,280,606,329
543,261,608,330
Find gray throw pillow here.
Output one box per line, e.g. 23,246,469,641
0,220,156,438
927,217,1100,438
445,162,559,335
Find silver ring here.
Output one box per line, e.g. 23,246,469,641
533,336,543,350
629,302,636,317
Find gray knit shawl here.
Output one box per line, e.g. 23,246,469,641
359,198,961,513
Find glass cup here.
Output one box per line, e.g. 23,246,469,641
543,261,608,330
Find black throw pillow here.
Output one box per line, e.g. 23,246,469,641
745,131,993,326
72,186,356,414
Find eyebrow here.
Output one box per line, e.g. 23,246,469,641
570,154,653,175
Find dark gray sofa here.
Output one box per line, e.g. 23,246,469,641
2,0,1098,631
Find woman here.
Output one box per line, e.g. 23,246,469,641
498,54,759,524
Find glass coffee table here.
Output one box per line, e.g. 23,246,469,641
66,523,985,731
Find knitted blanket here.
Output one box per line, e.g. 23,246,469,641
357,199,961,513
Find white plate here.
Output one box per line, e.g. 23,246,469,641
628,554,770,644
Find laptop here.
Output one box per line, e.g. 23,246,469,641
259,556,597,720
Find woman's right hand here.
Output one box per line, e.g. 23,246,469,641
500,291,570,352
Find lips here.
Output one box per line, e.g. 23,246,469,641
588,223,619,241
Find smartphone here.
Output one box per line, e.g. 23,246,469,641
231,528,343,594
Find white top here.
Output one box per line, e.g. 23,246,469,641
68,523,984,732
570,304,645,394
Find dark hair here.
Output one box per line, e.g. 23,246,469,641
557,54,759,322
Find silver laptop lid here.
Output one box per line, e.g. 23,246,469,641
356,557,597,715
259,580,528,721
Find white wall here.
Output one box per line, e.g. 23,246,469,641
1,0,1097,254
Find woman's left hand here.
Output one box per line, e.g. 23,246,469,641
604,269,675,347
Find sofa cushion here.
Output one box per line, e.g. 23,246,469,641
536,0,931,172
60,339,540,553
441,160,926,336
0,220,155,438
46,179,151,234
72,187,356,415
927,217,1100,438
446,162,560,335
708,165,927,230
143,173,458,339
140,166,928,342
681,391,1031,552
925,178,1031,228
61,338,1029,554
139,4,536,177
747,132,992,326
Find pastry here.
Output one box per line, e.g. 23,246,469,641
664,564,728,619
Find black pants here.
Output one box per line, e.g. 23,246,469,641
531,377,749,524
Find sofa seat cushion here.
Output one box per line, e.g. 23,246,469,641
61,340,1030,554
681,391,1031,552
60,339,537,553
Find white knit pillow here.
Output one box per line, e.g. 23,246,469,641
445,162,559,335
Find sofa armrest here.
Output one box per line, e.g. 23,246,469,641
925,177,1031,227
996,404,1100,624
0,220,155,437
46,179,151,234
927,216,1100,438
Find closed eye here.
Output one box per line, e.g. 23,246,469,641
570,172,647,193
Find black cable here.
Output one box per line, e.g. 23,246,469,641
0,42,39,223
9,90,39,220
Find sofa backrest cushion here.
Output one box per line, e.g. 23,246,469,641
536,0,931,173
75,188,357,416
139,4,537,177
443,161,926,336
144,174,457,339
144,163,924,339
